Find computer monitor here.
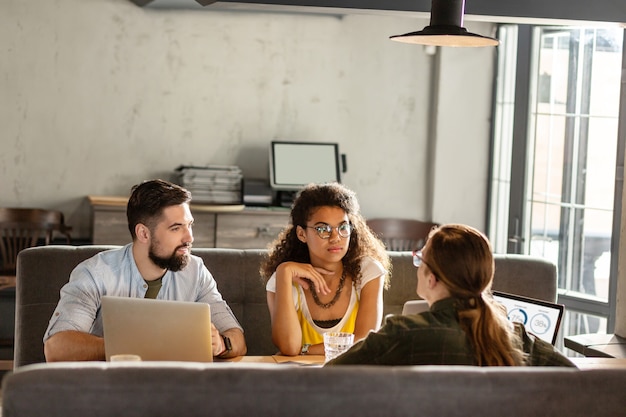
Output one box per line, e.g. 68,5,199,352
269,141,342,191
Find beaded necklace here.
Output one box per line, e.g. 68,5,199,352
309,270,346,309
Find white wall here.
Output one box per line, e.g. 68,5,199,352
0,0,496,240
431,46,496,229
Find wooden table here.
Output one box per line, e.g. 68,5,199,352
226,355,626,369
3,356,625,373
569,357,626,369
223,355,325,365
564,333,626,358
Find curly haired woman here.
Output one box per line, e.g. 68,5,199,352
260,183,391,356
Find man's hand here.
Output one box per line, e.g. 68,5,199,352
211,323,226,356
211,324,246,358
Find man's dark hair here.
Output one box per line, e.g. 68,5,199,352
126,179,192,239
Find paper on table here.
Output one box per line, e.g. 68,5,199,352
272,355,325,365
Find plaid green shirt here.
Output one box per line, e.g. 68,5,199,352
326,297,574,367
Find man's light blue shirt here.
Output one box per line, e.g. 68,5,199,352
44,244,242,342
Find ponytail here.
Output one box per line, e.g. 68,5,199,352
425,224,526,366
457,295,525,366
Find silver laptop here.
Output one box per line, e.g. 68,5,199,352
102,296,213,362
493,291,564,345
403,293,564,346
402,299,430,315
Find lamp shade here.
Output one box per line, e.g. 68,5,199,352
390,0,498,47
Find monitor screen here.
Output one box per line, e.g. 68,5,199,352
269,141,341,191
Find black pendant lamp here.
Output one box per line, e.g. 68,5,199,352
390,0,498,47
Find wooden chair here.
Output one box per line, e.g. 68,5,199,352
367,218,439,251
0,207,72,276
0,208,72,369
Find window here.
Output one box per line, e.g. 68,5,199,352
489,25,624,353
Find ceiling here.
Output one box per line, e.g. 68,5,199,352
127,0,626,26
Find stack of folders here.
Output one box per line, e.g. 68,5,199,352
175,165,243,205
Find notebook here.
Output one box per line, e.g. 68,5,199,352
493,291,564,345
102,296,213,362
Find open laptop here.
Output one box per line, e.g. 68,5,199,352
102,296,213,362
493,291,564,345
402,299,430,315
403,293,564,345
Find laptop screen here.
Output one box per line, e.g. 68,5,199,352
492,291,564,345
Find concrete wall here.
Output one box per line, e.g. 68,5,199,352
0,0,496,240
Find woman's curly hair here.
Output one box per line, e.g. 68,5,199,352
260,183,391,288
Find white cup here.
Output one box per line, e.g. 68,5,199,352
323,332,354,362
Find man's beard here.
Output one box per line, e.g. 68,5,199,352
148,243,190,272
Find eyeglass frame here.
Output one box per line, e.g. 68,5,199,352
412,249,439,280
412,249,436,269
412,250,426,267
305,222,353,239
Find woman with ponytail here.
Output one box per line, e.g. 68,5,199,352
326,224,573,367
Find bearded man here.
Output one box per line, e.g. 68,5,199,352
44,179,246,361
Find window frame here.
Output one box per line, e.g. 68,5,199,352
488,24,625,334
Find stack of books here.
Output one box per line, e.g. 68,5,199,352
175,165,243,205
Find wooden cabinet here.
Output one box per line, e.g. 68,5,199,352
216,211,289,249
91,204,132,245
88,196,289,249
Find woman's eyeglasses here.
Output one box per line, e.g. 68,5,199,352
412,249,439,280
413,250,434,269
306,223,352,239
412,250,425,267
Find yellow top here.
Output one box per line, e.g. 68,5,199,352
265,257,386,346
296,286,360,345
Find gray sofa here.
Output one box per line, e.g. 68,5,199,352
12,245,558,366
3,361,625,417
6,246,625,417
